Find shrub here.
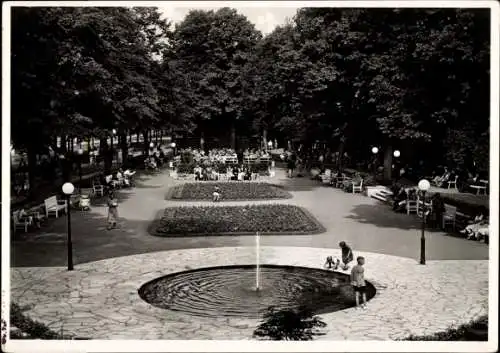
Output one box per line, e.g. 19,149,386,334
10,303,70,339
400,315,488,341
167,182,291,201
253,306,326,341
150,204,324,236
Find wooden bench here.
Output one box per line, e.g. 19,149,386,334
44,196,66,218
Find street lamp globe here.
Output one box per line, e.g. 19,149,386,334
418,179,431,191
112,129,117,135
150,142,155,149
170,142,176,148
371,147,379,154
62,182,75,195
77,148,84,155
393,150,401,158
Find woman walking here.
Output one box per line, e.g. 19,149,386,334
107,191,119,230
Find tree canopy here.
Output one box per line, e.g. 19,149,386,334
11,6,490,176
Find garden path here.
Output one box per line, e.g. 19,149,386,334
11,167,488,267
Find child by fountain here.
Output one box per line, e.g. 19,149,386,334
339,241,353,270
212,186,221,202
350,256,367,309
324,256,340,270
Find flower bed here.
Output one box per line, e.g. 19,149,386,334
167,182,292,201
149,205,324,236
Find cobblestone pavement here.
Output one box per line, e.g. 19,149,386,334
10,247,488,340
11,168,489,267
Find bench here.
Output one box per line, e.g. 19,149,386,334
44,196,67,218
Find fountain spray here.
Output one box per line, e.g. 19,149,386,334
256,231,260,291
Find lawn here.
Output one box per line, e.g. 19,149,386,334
167,182,292,201
149,204,324,236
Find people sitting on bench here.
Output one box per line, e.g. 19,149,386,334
461,207,488,240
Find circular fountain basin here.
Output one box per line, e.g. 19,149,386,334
138,265,376,318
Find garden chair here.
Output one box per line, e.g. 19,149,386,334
321,169,332,184
352,179,364,194
447,175,458,190
92,178,105,197
417,198,433,218
442,204,457,230
406,200,418,215
12,210,33,233
44,196,67,218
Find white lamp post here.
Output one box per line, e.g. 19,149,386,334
371,147,379,154
417,179,431,265
62,182,75,271
393,150,401,158
77,148,84,191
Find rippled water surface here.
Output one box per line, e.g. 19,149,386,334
138,265,376,318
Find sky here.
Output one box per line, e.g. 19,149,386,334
158,6,301,35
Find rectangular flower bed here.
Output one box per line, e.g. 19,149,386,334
149,204,324,236
166,182,292,201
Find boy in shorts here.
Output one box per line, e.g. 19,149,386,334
350,256,367,309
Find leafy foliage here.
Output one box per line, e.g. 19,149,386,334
253,306,327,341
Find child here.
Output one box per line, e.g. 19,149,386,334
350,256,367,309
324,256,340,270
212,186,221,202
107,191,119,230
339,241,354,270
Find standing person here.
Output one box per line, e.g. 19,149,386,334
339,241,354,270
107,191,119,230
350,256,367,309
213,186,221,202
287,154,296,178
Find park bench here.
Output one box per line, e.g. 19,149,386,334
44,196,67,218
12,210,33,233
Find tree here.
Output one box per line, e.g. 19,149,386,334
169,8,262,150
253,306,326,341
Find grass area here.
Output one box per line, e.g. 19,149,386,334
149,204,325,236
401,316,488,341
167,182,292,201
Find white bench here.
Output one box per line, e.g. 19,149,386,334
44,196,66,218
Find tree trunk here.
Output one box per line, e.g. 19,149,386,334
200,131,205,151
337,139,346,172
383,144,393,181
26,144,38,196
263,128,268,151
101,138,112,175
143,131,149,155
120,133,128,164
230,123,236,150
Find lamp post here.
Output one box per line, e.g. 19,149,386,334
170,142,176,156
418,179,430,265
77,148,83,192
62,182,75,271
371,147,379,175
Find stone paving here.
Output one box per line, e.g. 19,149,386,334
9,167,490,340
10,247,488,340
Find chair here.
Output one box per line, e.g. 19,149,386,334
352,179,363,194
321,169,332,184
447,176,458,190
44,196,67,218
334,175,345,188
442,204,457,230
93,181,104,197
406,200,418,215
12,210,33,233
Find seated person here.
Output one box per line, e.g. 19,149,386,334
461,207,488,240
212,186,221,202
393,186,408,212
244,168,252,181
231,166,239,181
430,193,446,228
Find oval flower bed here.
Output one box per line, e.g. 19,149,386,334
166,182,292,201
150,205,324,236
